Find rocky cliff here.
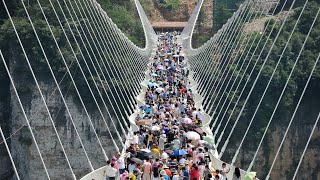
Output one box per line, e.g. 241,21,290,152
224,88,320,179
141,0,213,31
0,48,121,179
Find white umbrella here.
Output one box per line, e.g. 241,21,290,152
173,55,179,58
157,65,164,70
156,87,164,93
139,148,151,153
151,125,160,131
181,117,192,124
187,131,200,140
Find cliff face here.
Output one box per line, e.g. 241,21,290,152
0,55,12,179
223,85,320,179
142,0,213,31
0,48,120,179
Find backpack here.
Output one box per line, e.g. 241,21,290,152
153,166,159,177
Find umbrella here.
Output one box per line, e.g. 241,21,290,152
153,83,160,87
157,65,164,70
173,54,179,57
136,119,151,126
181,117,192,124
165,149,173,154
131,157,143,165
146,152,157,158
139,148,151,153
151,125,160,131
156,87,164,93
194,128,204,135
171,149,188,156
186,131,200,140
244,172,257,180
169,66,176,71
151,73,158,77
146,82,154,86
203,135,215,145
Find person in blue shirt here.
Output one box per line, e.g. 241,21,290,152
182,167,190,180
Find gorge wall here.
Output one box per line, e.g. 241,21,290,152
0,49,121,179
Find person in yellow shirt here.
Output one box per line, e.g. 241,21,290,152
151,144,160,158
147,132,154,149
129,170,138,180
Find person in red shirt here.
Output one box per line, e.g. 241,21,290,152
190,165,200,180
180,86,185,97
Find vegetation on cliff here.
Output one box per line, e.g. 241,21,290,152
96,0,145,47
0,0,138,115
206,1,320,178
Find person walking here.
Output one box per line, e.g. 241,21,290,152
142,158,152,180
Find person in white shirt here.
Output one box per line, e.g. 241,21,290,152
117,155,126,175
172,171,180,180
104,161,118,180
187,82,192,90
179,156,186,164
197,109,202,120
221,163,230,180
192,109,198,119
133,132,140,145
173,136,180,150
161,151,169,163
197,148,205,162
128,160,136,175
158,134,166,153
215,169,223,180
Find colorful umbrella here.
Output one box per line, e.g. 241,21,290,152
169,66,176,71
244,172,257,180
186,131,200,140
181,117,192,124
157,65,164,70
146,81,154,86
171,149,188,156
153,83,160,87
136,119,151,126
203,135,215,145
151,73,158,77
139,148,151,153
156,87,164,93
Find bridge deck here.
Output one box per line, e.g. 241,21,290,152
80,32,252,180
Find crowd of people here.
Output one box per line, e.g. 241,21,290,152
102,32,240,180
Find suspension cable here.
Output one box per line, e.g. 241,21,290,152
265,9,320,179
0,48,51,180
292,111,320,180
231,0,311,165
216,0,297,151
